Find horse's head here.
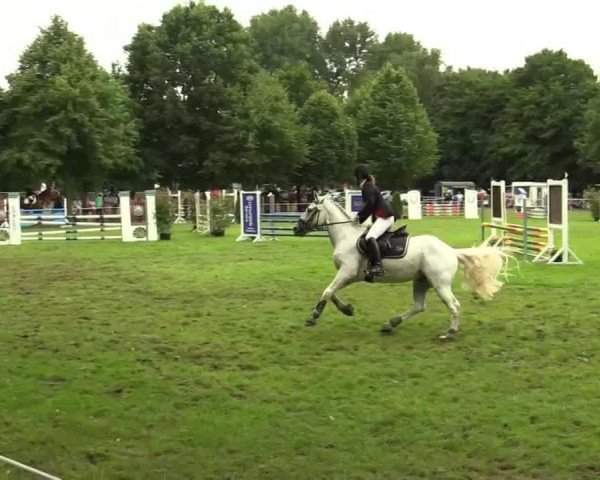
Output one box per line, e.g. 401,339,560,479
293,192,327,236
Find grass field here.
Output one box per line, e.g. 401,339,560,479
1,212,599,479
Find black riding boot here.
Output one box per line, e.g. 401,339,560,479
366,238,385,277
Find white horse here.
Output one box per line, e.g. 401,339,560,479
293,194,509,339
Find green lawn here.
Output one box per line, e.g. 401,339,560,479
1,212,599,479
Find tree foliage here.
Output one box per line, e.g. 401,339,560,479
275,62,328,108
2,6,600,193
489,49,596,186
366,33,442,109
0,87,5,148
577,90,600,174
323,19,377,97
431,68,510,184
0,16,139,194
300,90,356,186
248,5,326,78
245,72,308,185
124,1,255,188
355,64,438,187
204,71,308,187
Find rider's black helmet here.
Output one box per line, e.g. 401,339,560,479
354,164,370,183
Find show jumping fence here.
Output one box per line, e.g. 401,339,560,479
236,187,481,241
481,177,582,265
512,181,548,219
237,191,331,241
0,191,158,246
419,190,479,219
261,192,329,239
193,189,238,235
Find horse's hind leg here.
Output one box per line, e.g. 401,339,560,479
433,283,461,340
381,275,430,333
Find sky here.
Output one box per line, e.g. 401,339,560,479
0,0,597,88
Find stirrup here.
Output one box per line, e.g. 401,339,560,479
367,264,385,276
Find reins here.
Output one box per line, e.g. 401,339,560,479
301,206,354,232
321,220,353,226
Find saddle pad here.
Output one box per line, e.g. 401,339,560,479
357,233,410,259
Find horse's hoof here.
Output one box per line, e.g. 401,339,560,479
306,319,317,327
341,305,355,317
381,323,394,334
438,332,456,341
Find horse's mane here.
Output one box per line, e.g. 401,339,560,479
324,196,352,220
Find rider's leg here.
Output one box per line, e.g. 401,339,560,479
365,216,395,276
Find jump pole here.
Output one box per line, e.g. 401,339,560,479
0,454,62,480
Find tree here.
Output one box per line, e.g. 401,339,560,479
124,2,256,188
577,91,600,174
430,68,510,184
0,16,139,194
344,77,374,119
248,5,326,77
366,32,442,109
323,19,377,97
299,91,357,186
355,63,438,187
275,62,328,108
0,87,5,147
489,49,597,187
203,71,308,187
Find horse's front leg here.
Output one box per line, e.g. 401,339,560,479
331,294,355,317
306,267,356,327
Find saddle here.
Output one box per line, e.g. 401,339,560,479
357,224,410,260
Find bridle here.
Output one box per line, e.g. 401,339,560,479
294,204,353,235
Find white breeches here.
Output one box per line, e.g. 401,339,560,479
366,216,395,240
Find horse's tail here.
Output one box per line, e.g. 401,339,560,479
455,247,513,300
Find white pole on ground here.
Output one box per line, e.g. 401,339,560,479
0,454,62,480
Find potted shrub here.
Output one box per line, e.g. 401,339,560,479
584,188,600,221
155,190,177,240
209,195,233,236
391,192,404,219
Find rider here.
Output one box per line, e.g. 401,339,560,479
353,165,395,277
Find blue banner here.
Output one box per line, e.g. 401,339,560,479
242,192,259,236
351,194,363,213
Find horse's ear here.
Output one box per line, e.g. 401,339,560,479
313,190,322,203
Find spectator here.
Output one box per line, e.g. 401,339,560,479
95,192,104,215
